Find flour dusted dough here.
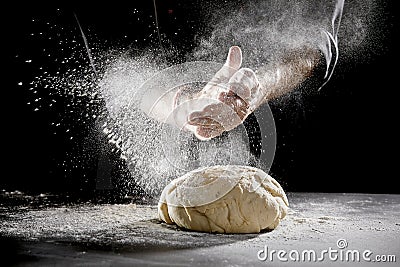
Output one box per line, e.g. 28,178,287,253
158,165,289,233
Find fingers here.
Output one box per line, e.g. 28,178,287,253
196,124,224,140
227,68,259,103
187,99,242,130
188,104,223,126
218,91,249,121
186,108,225,140
188,116,221,127
228,82,251,100
187,103,220,126
225,46,242,70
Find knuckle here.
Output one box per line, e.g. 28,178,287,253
239,68,256,77
231,68,259,89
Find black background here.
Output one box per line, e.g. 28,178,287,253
2,2,398,199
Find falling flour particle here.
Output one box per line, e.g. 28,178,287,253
98,52,254,197
25,1,387,200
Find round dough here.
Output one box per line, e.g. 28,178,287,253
158,165,289,233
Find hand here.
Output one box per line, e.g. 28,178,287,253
173,46,265,140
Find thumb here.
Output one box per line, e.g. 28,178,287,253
205,46,243,88
225,46,242,70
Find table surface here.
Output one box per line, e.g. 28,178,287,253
1,192,399,266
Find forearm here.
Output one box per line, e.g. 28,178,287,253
256,47,322,105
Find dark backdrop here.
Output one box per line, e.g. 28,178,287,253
2,2,398,199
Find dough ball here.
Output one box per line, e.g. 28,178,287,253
158,165,289,233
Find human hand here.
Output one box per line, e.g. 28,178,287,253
173,46,265,140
